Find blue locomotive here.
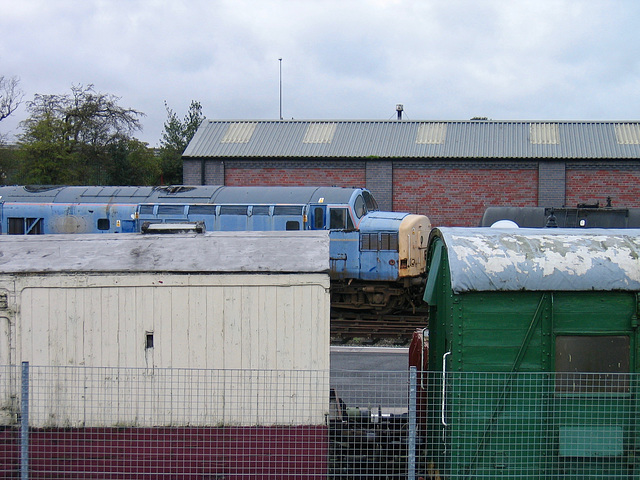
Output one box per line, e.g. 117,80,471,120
0,185,431,312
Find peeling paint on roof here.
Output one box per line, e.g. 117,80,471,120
432,227,640,293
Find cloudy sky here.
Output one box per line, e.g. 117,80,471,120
2,0,640,146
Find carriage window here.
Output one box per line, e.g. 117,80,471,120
286,221,300,230
555,336,630,393
97,218,110,230
188,205,217,216
314,207,324,229
157,205,185,215
139,205,154,215
330,208,355,230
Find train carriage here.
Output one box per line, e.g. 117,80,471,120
419,227,640,479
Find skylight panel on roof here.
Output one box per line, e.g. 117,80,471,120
530,123,559,145
615,123,640,144
416,123,447,144
220,122,257,143
303,123,337,143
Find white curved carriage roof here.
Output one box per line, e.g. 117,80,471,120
433,227,640,293
0,231,329,274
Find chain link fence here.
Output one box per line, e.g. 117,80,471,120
2,365,640,479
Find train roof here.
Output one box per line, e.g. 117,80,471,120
0,185,366,205
429,227,640,293
0,231,330,274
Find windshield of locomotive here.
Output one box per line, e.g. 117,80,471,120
362,191,379,212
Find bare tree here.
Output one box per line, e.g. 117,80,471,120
0,76,24,122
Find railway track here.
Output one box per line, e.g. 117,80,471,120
330,311,428,345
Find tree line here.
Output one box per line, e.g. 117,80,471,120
0,77,204,186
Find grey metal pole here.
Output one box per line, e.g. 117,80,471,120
408,366,417,480
21,361,29,480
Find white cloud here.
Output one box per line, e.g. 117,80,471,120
1,0,640,146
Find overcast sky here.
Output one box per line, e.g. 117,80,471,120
2,0,640,146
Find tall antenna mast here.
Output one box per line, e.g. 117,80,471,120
279,58,283,120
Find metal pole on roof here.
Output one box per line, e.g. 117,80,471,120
279,58,283,120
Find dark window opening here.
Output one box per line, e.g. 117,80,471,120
314,207,325,229
330,208,355,230
188,205,217,216
97,218,110,231
145,332,154,349
354,195,366,218
286,221,300,230
555,335,630,393
157,205,186,215
363,191,379,211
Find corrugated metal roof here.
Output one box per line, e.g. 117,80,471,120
432,227,640,293
183,120,640,159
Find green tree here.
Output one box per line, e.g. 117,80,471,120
159,100,204,185
17,84,146,184
106,136,161,185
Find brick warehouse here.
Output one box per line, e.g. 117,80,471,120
182,120,640,227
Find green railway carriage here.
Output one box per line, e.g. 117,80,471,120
422,227,640,479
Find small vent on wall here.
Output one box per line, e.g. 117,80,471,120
530,123,560,145
416,122,447,144
303,123,337,144
220,122,257,143
615,123,640,145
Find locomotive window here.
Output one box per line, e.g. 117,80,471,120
330,208,355,231
220,205,248,215
274,206,303,215
314,207,324,229
97,218,110,230
354,195,366,218
139,205,154,215
188,205,216,216
252,206,271,215
330,209,346,230
157,205,186,215
362,191,378,211
555,335,630,393
286,221,300,230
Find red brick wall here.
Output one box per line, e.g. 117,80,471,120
393,168,538,227
226,168,366,187
566,169,640,208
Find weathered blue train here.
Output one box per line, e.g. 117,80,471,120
0,185,431,312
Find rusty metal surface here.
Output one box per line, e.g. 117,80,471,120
433,227,640,292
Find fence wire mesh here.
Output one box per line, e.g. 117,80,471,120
2,366,640,479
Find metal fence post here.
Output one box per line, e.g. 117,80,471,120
408,366,417,480
21,361,29,480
